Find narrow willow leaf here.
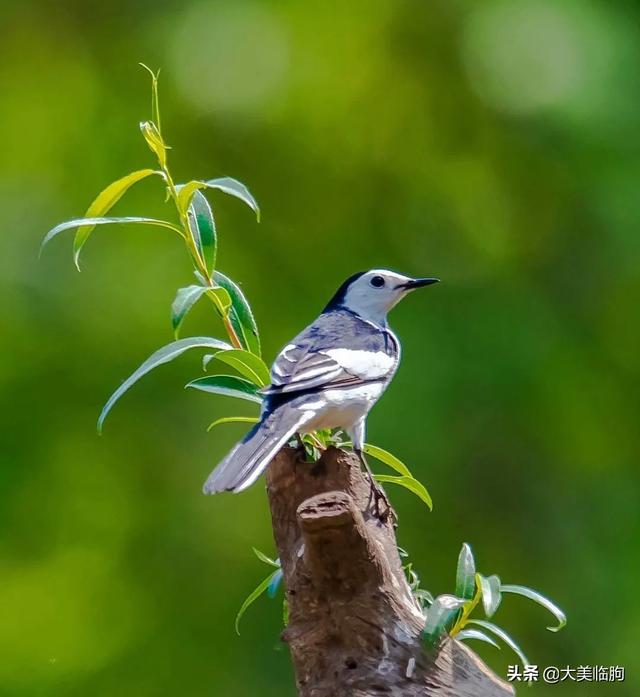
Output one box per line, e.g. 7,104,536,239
187,191,217,276
205,287,232,316
235,569,280,635
209,349,271,387
456,629,501,649
207,416,260,432
362,443,413,477
171,285,208,338
341,441,413,477
423,595,467,645
42,216,183,253
478,574,502,618
252,548,280,568
500,584,566,632
468,620,530,667
374,474,433,511
213,271,260,355
201,177,260,221
176,180,205,215
98,336,232,432
267,569,284,598
73,169,160,269
186,375,263,404
456,544,476,601
140,120,169,168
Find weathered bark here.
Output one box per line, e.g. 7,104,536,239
266,446,515,697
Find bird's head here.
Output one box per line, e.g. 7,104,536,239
324,269,439,325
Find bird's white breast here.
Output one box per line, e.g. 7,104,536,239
300,381,386,432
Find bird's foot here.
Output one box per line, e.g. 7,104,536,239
356,449,397,525
370,482,397,525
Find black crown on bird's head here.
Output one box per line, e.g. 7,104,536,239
323,271,368,313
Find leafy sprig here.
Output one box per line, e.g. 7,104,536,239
422,543,566,668
235,548,284,635
42,66,265,422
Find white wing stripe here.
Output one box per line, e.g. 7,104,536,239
323,348,395,380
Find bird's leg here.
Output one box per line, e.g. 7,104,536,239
348,419,395,523
355,448,395,524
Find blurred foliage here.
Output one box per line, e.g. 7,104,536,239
1,0,639,695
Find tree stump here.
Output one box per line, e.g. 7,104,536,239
266,446,515,697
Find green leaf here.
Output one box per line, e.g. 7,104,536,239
205,287,233,317
373,474,433,511
423,595,467,645
98,336,232,432
456,628,501,650
206,349,271,387
187,191,217,276
42,216,183,255
213,271,260,355
341,441,414,477
235,569,280,635
72,169,160,269
500,584,566,632
361,443,413,477
456,543,476,601
186,375,263,404
267,569,283,598
140,120,169,169
467,620,530,667
252,547,280,568
194,177,260,221
175,177,259,220
176,180,205,215
478,574,502,618
207,416,260,432
171,285,208,338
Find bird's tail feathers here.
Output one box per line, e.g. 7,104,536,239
203,406,313,494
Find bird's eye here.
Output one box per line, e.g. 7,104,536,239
370,275,386,288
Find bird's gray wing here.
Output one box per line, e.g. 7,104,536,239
262,342,362,395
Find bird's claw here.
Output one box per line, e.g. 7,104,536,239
369,480,397,525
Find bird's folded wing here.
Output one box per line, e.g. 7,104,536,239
261,344,363,395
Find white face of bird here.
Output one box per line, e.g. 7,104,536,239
341,269,439,325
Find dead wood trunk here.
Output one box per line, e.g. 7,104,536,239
266,446,515,697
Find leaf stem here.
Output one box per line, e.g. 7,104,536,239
222,313,243,349
307,432,325,449
450,581,482,636
140,65,242,352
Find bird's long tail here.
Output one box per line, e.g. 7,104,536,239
203,405,313,494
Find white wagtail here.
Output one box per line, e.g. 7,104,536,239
203,269,439,503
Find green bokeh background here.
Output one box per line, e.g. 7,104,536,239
1,1,638,695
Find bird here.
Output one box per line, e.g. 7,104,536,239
203,269,439,506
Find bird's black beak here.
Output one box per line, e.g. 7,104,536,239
399,277,440,290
